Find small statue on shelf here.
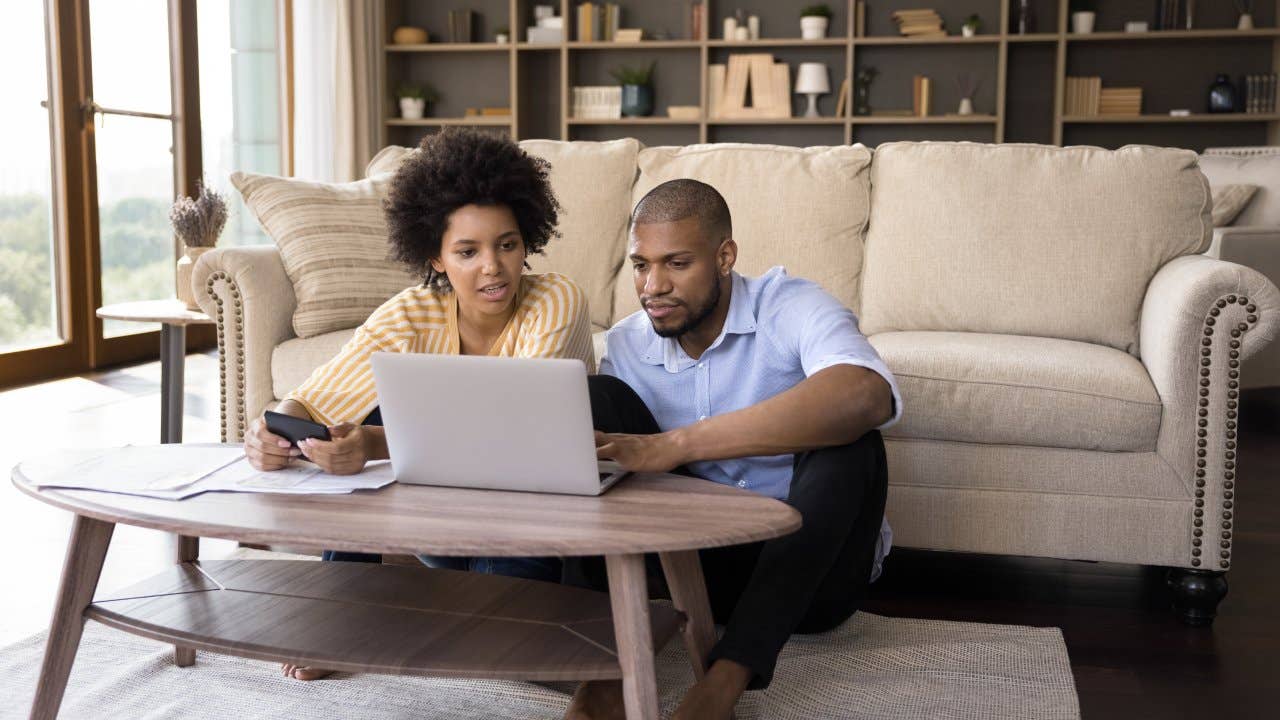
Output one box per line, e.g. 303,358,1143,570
853,66,877,116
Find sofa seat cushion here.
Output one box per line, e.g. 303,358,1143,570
272,328,357,402
870,331,1162,452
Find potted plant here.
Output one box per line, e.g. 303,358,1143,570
611,61,655,117
800,4,832,39
494,25,510,43
962,14,981,37
1070,0,1096,34
170,184,228,310
397,84,438,119
955,72,980,115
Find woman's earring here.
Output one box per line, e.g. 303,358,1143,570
524,261,532,270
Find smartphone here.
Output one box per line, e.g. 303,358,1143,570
264,410,331,448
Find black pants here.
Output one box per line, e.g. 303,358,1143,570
571,375,889,689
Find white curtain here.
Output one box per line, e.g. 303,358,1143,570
292,0,379,182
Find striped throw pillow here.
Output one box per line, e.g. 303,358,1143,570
1210,183,1259,227
231,171,419,339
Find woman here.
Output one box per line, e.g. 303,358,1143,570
242,128,593,680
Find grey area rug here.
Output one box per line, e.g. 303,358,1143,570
2,557,1079,719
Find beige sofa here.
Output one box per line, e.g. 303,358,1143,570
194,140,1280,624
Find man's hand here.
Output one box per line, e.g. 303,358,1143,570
595,430,687,473
300,422,368,475
244,416,302,471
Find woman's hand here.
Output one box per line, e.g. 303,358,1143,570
299,422,368,475
244,416,302,471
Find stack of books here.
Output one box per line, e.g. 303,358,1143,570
576,3,622,42
1246,74,1278,113
1064,76,1102,116
707,54,791,119
447,9,473,43
912,75,932,116
892,9,946,38
572,86,622,119
463,107,512,117
1099,87,1142,116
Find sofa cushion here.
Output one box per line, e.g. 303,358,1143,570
869,331,1162,452
860,142,1211,355
1198,152,1280,226
232,172,418,339
272,328,357,401
1210,184,1258,227
614,143,872,324
363,140,639,332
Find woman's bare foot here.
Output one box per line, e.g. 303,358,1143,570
281,663,335,681
563,680,625,720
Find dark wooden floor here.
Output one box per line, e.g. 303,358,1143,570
866,388,1280,720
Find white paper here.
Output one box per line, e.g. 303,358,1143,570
20,446,396,500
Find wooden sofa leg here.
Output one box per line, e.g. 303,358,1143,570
1166,569,1228,627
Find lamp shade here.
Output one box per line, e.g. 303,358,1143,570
794,62,830,94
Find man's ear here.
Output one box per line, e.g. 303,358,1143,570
718,238,738,276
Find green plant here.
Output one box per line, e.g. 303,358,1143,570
495,25,509,35
610,61,655,86
800,4,833,19
397,84,440,103
964,14,981,29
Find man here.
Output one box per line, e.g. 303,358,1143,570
567,179,902,720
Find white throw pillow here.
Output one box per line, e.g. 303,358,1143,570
1210,183,1259,227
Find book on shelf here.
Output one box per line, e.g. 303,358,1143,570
1064,76,1101,116
572,86,622,119
892,9,945,37
854,1,866,38
614,28,643,42
464,107,512,117
912,75,931,116
576,3,621,42
835,77,850,117
1098,87,1142,116
448,9,474,43
687,1,705,40
708,53,790,119
1246,73,1278,113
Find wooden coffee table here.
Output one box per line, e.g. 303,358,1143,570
13,448,800,720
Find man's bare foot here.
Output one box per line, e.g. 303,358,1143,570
671,659,753,720
281,663,334,681
563,679,625,720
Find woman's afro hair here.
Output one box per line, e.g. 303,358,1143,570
383,127,561,290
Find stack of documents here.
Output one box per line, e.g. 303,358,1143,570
20,444,395,500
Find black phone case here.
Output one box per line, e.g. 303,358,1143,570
264,410,331,447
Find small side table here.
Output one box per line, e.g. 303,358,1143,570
96,300,213,444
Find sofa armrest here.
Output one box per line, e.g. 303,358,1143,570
1139,254,1279,570
193,245,296,443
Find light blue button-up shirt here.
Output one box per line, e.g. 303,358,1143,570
600,267,902,577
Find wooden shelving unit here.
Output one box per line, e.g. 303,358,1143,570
376,0,1280,152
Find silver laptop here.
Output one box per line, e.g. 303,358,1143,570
370,353,628,495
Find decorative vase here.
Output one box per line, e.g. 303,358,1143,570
175,246,212,311
800,16,828,39
1238,13,1255,30
853,82,871,116
495,33,509,43
621,84,653,117
958,97,975,115
962,25,977,37
1016,0,1034,34
399,97,426,119
1208,74,1237,113
1071,11,1096,34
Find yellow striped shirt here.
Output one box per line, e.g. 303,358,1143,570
286,272,594,426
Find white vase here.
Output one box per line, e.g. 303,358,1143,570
176,246,212,311
958,97,974,115
1238,13,1255,30
399,97,426,120
962,25,976,38
800,16,828,39
1071,11,1096,34
495,33,509,43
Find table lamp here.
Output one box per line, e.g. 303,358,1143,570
795,62,830,118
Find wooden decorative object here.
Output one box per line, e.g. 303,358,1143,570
392,26,428,45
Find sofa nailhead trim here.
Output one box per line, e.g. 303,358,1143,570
1189,294,1256,570
205,271,247,443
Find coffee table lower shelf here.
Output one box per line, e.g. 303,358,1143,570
86,559,684,682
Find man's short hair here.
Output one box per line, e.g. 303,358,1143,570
630,179,732,244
